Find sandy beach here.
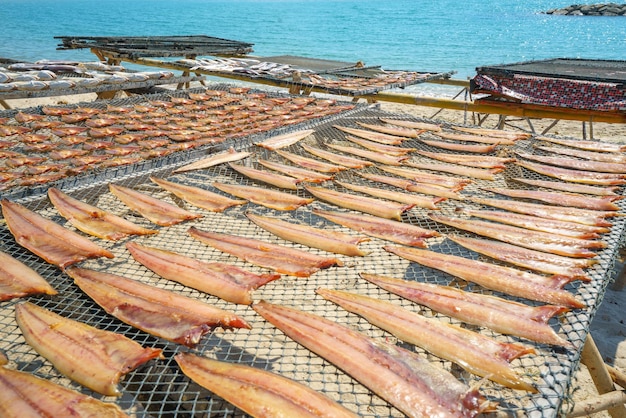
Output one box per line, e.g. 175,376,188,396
3,85,625,416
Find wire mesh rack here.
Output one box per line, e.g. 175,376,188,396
0,99,623,417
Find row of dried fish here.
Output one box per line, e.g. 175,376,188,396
0,89,353,192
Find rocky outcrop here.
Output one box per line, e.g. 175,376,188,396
545,3,626,15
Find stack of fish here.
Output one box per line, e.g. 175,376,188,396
0,110,623,417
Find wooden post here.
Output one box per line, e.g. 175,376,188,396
574,335,626,417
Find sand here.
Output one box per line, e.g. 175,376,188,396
3,86,625,416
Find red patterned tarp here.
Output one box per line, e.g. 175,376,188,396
471,73,626,112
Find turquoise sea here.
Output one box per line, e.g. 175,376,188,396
2,0,625,93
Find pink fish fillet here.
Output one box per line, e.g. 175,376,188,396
188,227,342,277
109,183,202,226
317,289,536,391
333,125,406,145
379,117,442,132
356,121,421,138
175,353,359,418
275,149,347,173
150,176,247,211
536,136,626,153
405,160,503,181
516,152,626,174
447,234,594,281
517,160,626,186
66,267,250,347
257,159,333,182
1,199,114,269
482,187,621,212
513,177,620,196
379,165,472,189
246,212,368,256
252,300,493,418
212,181,313,211
0,251,57,301
418,140,498,155
359,172,465,200
384,246,585,309
15,301,163,396
228,163,301,190
335,180,445,210
126,241,280,304
301,143,374,169
361,273,573,348
0,366,129,417
304,185,414,220
344,135,416,156
534,145,626,164
48,187,157,240
433,131,515,145
428,213,603,258
326,143,409,166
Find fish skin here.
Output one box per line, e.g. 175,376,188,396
359,172,465,200
405,160,502,181
0,251,57,301
109,183,202,226
255,128,315,150
0,366,129,418
534,145,626,164
67,267,250,347
126,241,279,305
228,162,300,190
1,199,114,269
448,235,594,280
275,149,347,173
384,246,585,309
460,207,609,239
536,136,626,153
300,143,374,169
379,165,472,189
317,288,537,392
334,180,444,209
482,186,621,212
48,187,157,240
433,131,516,145
150,176,247,212
429,212,603,258
304,185,414,220
361,273,573,348
257,158,333,182
189,227,342,277
212,181,313,211
451,126,531,141
313,208,439,247
252,300,491,418
326,143,409,166
470,196,616,227
175,353,359,418
418,140,498,155
246,212,368,256
15,302,163,396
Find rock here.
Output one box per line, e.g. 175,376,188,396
544,2,626,16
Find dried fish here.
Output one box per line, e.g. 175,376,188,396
326,143,409,165
213,181,313,211
189,227,341,277
405,160,502,181
313,209,438,246
67,267,250,347
15,302,163,396
335,180,444,209
301,143,373,169
333,125,405,145
305,185,414,220
384,246,585,309
172,148,251,173
255,128,315,150
1,199,114,269
0,367,129,417
150,176,247,212
379,165,472,189
451,126,531,141
317,289,536,391
175,353,359,418
229,162,300,190
482,186,621,212
0,251,57,301
276,149,347,173
517,152,626,174
429,213,603,258
513,177,620,196
416,150,514,169
379,117,442,132
253,300,492,418
344,134,416,156
361,273,572,347
517,159,626,186
419,139,498,154
470,196,617,227
358,172,465,200
535,145,626,164
433,131,515,145
126,241,279,304
257,158,333,182
537,136,626,153
356,121,421,138
246,212,368,256
109,183,202,226
48,187,157,240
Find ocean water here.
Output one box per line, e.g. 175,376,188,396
2,0,625,95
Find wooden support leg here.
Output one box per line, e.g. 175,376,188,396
570,335,626,417
541,119,560,135
0,99,11,110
